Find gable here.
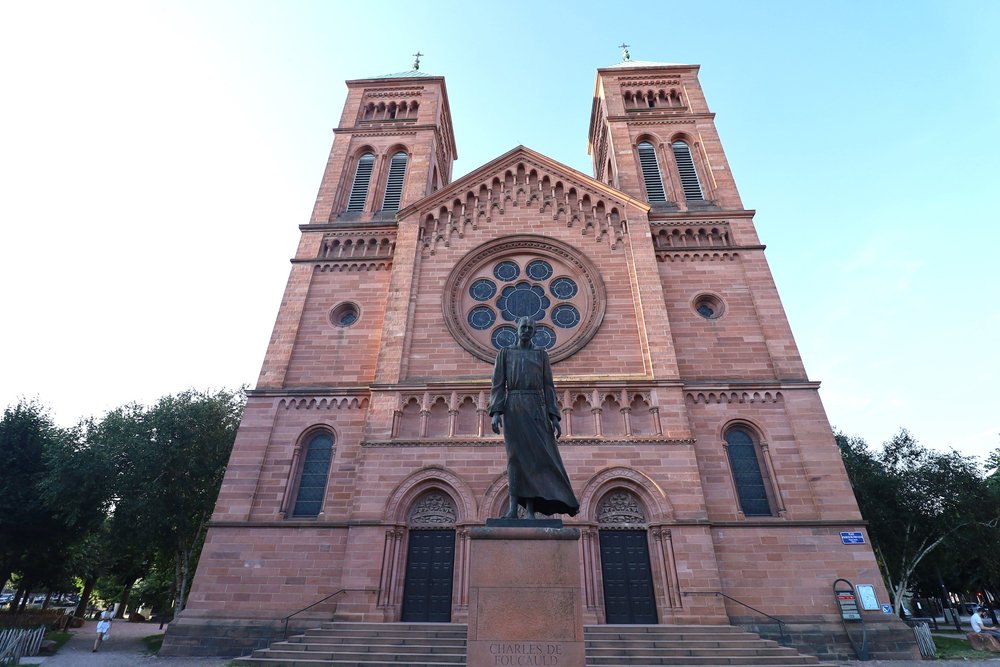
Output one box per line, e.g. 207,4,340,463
398,146,649,255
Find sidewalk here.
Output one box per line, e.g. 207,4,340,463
21,619,231,666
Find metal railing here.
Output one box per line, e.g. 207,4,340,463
684,591,788,645
281,589,377,638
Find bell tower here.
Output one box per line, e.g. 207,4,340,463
310,67,457,224
588,58,743,214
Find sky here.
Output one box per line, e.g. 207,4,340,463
1,1,997,463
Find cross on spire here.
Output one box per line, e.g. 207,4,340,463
412,51,423,70
618,43,630,61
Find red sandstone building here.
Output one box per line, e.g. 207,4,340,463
165,60,915,659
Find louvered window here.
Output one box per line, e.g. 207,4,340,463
381,151,408,212
671,141,704,201
636,142,666,202
292,432,334,517
346,153,375,212
725,429,771,516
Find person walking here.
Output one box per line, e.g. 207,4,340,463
92,605,114,652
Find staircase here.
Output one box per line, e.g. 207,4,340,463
231,621,829,666
231,622,467,666
585,624,827,666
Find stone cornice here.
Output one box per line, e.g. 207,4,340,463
332,123,440,135
682,380,819,390
208,517,867,529
361,437,694,448
299,222,398,232
606,112,716,122
649,208,756,222
655,245,765,252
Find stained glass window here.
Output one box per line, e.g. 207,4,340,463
551,304,581,329
292,432,334,517
725,429,771,516
496,282,550,322
493,261,520,282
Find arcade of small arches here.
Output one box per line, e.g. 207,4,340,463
360,99,420,121
622,88,685,110
417,161,630,257
392,390,662,440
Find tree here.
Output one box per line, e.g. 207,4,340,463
105,389,244,615
0,399,82,604
837,429,999,614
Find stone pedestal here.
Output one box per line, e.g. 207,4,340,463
467,524,584,667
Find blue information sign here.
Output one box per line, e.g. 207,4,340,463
840,531,866,544
881,603,893,614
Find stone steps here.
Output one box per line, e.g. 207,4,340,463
584,625,826,667
232,621,830,667
231,622,467,666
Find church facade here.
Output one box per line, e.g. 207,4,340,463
164,60,915,659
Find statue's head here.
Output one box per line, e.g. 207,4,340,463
516,317,536,345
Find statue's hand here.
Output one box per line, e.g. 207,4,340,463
491,413,503,434
551,417,561,440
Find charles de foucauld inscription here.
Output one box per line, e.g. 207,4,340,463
490,642,564,665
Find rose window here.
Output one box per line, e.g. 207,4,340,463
443,235,606,363
497,282,550,322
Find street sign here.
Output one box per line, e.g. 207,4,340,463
882,603,893,614
840,531,865,544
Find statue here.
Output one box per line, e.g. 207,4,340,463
489,316,580,519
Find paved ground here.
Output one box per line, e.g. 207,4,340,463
16,620,1000,666
21,619,231,666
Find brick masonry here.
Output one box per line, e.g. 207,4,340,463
160,63,918,660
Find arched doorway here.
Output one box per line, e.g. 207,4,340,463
400,491,456,622
597,490,658,624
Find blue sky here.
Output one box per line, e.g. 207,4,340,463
1,1,997,461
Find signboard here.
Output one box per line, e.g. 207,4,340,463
840,531,865,545
837,593,862,621
856,584,879,611
882,603,893,614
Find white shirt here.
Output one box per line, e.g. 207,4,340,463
971,611,985,633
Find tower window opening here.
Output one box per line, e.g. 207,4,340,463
346,153,375,212
291,432,334,517
382,151,408,211
636,142,666,203
671,141,704,201
725,428,772,516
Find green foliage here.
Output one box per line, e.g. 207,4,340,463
837,429,999,611
142,633,165,654
931,633,989,659
0,388,244,620
43,630,72,651
0,399,93,593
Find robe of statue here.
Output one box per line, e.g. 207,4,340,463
488,345,580,516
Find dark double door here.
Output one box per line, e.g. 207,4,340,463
401,529,455,622
600,529,658,624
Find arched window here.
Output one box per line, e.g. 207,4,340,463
636,142,666,203
346,152,375,212
724,428,771,516
670,141,704,201
291,431,334,517
381,151,408,211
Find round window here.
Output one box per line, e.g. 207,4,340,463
330,302,361,327
442,235,606,362
693,293,725,320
